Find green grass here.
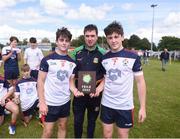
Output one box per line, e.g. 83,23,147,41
0,58,180,138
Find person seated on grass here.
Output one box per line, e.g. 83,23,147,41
0,75,19,135
15,64,39,127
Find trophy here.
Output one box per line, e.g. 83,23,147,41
78,71,96,94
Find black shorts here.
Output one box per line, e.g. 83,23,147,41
100,105,134,128
45,101,71,122
22,100,39,117
4,69,19,80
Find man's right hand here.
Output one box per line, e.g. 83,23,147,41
39,102,48,116
73,88,84,97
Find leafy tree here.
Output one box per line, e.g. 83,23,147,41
128,34,141,49
139,38,151,50
71,35,84,47
158,36,180,50
123,38,129,48
41,37,50,43
22,38,28,45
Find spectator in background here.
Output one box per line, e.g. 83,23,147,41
2,36,21,86
160,48,169,71
49,46,56,55
143,49,150,65
24,37,44,80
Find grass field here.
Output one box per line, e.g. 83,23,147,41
0,58,180,138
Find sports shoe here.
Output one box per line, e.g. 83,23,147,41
8,125,16,135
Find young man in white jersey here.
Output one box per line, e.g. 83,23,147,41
0,76,19,135
38,27,76,138
15,64,39,127
97,21,146,138
24,37,44,80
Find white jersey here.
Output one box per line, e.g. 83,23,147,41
101,49,143,110
16,77,38,111
24,47,44,70
2,46,19,70
39,52,76,106
0,79,11,100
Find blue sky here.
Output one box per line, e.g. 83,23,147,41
0,0,180,45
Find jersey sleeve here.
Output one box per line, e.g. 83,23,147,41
39,57,49,72
72,65,77,75
3,80,10,89
132,56,142,73
2,47,7,55
38,49,44,60
15,84,20,93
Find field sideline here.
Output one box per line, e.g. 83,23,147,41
0,58,180,138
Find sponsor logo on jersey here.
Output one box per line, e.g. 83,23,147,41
50,62,57,65
108,68,121,81
57,70,68,81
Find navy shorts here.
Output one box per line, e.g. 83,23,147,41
4,69,19,80
0,106,5,116
23,99,39,116
30,70,39,80
100,105,134,128
45,101,71,122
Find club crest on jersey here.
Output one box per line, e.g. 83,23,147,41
93,58,98,63
60,60,66,67
112,57,118,65
122,59,129,66
57,70,68,81
69,63,74,69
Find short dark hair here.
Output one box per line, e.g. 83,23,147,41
104,21,124,36
21,64,30,72
10,36,19,43
84,24,98,35
29,37,37,43
56,27,72,41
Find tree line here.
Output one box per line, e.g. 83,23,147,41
1,35,180,51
